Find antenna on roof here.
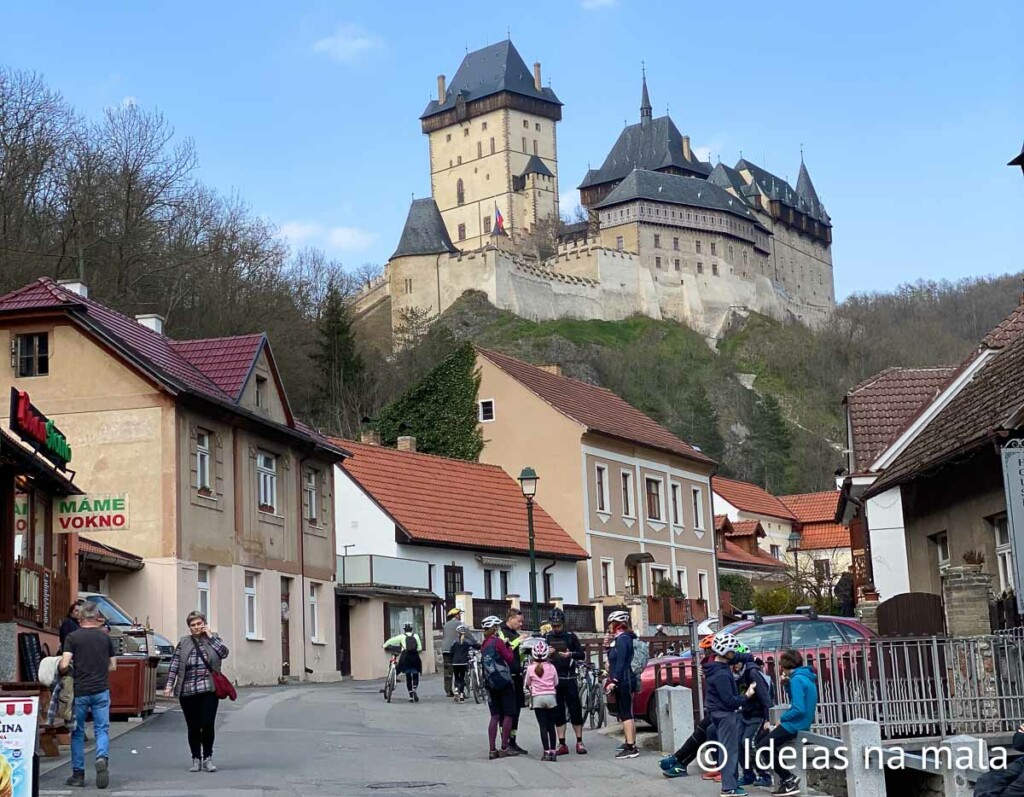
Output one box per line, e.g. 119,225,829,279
800,142,804,162
507,25,511,39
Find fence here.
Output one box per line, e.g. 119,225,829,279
562,603,597,633
991,594,1024,631
472,598,511,623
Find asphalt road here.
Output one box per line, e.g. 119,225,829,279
39,675,721,796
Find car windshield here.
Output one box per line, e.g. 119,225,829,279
720,621,750,635
85,595,136,626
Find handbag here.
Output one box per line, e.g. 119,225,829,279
193,637,237,701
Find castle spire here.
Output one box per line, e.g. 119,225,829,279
640,63,652,125
795,156,821,210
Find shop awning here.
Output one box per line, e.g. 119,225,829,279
334,584,440,601
624,552,656,567
1,428,82,496
78,537,144,572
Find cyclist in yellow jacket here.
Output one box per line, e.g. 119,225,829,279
383,623,423,702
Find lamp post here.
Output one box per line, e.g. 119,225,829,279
518,467,540,631
787,530,802,596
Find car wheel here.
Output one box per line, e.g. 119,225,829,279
645,698,658,730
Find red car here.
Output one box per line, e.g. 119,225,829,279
626,612,876,728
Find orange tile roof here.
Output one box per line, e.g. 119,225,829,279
718,539,785,570
779,491,841,524
797,522,851,550
712,477,797,521
476,347,716,466
727,519,764,538
336,440,588,561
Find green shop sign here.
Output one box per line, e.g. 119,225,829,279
55,494,130,532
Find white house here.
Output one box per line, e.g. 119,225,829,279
712,477,797,563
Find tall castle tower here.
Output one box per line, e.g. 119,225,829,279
419,40,562,251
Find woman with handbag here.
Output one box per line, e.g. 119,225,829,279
163,611,230,773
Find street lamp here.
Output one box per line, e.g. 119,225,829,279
518,467,540,631
787,530,802,597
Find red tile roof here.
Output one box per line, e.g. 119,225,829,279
844,367,955,472
779,491,841,524
712,477,796,521
718,538,785,570
476,348,715,466
798,523,851,550
727,519,764,538
336,440,588,560
982,303,1024,349
78,537,143,562
170,334,265,400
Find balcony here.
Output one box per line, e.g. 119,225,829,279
14,559,71,633
336,554,435,595
647,595,709,626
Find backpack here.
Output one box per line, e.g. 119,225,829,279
482,641,512,689
630,638,650,677
757,669,777,706
405,634,419,653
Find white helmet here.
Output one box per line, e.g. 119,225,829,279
607,610,630,626
532,639,550,660
711,631,740,657
456,625,470,635
481,615,502,629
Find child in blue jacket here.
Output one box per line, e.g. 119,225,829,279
757,649,818,797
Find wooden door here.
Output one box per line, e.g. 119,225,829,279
336,596,351,676
280,577,291,677
444,565,464,610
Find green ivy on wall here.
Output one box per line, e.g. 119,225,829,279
375,342,484,461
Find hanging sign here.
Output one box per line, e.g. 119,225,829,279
55,494,130,533
0,695,39,797
9,388,72,468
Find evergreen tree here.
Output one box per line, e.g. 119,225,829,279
311,280,364,436
747,393,793,493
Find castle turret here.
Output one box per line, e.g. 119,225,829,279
640,69,652,125
795,156,823,217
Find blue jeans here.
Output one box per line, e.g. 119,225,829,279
71,691,111,773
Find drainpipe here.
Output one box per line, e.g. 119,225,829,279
542,560,557,605
298,451,313,679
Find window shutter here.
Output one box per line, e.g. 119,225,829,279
214,433,225,496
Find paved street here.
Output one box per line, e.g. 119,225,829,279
39,675,721,796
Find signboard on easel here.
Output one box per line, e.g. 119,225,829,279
0,695,39,797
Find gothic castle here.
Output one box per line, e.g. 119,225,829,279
352,41,835,341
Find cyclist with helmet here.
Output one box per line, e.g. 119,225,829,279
383,622,423,702
480,616,518,759
449,624,479,702
703,631,758,796
660,634,720,778
524,639,560,761
497,608,529,755
544,607,588,756
442,607,467,698
605,610,639,760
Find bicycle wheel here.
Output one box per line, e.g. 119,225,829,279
578,674,592,726
471,665,481,704
593,687,607,729
384,664,396,703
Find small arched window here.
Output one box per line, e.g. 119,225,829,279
457,178,465,206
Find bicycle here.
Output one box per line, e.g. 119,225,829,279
383,645,401,703
577,661,607,729
468,648,485,704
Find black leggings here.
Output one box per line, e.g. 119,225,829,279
180,691,219,759
757,725,797,780
405,671,420,692
535,706,559,751
555,678,583,729
452,665,467,695
674,716,712,766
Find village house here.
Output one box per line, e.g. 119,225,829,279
712,477,797,564
779,491,852,590
713,516,785,587
0,277,347,686
473,348,718,619
332,435,586,679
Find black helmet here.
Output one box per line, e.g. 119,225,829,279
403,623,413,632
549,608,565,625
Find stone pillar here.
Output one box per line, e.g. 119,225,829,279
939,735,987,797
590,598,605,632
550,597,564,611
506,594,521,612
856,599,880,634
656,685,693,754
455,592,473,629
941,566,994,636
840,719,886,797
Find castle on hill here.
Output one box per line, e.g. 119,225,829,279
352,40,836,341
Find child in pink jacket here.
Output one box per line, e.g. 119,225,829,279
524,639,559,761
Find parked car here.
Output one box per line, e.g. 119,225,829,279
624,612,877,729
79,591,175,689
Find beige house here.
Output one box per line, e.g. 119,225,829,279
475,348,719,615
712,477,797,564
0,278,346,686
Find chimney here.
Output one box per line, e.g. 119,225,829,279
538,364,562,377
533,62,542,91
437,74,446,103
57,279,88,298
682,135,691,161
397,436,417,453
360,429,381,446
135,314,164,335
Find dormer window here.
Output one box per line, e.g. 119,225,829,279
256,376,267,408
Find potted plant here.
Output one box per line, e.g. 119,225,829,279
962,550,986,570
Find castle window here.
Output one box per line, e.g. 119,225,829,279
484,215,492,234
449,160,453,168
712,263,719,276
616,236,624,251
535,123,541,132
446,133,451,142
728,245,734,259
523,119,529,128
477,141,482,158
522,137,527,152
653,234,661,248
673,237,679,250
533,140,538,155
743,251,748,266
655,256,662,269
490,137,495,154
457,155,462,165
404,278,413,294
456,178,465,206
697,261,703,274
711,242,716,255
674,259,680,271
458,224,466,241
695,240,702,254
464,128,470,137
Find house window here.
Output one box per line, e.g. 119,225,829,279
695,240,702,254
457,178,465,205
814,559,832,583
655,256,662,269
601,559,614,596
616,236,624,251
771,544,782,559
499,570,510,598
676,568,687,594
483,569,493,600
196,430,212,494
309,582,321,641
691,487,705,529
993,515,1014,593
477,141,482,158
674,259,680,271
257,450,277,513
621,471,634,517
478,399,495,422
385,604,425,640
490,137,495,154
244,571,259,639
483,215,492,234
673,237,680,250
933,532,950,573
255,376,267,408
15,333,49,377
698,570,709,601
654,234,661,248
711,242,716,255
671,484,680,525
596,465,609,513
458,224,466,241
305,470,318,523
543,572,553,603
645,477,663,521
697,261,704,274
197,565,210,619
651,566,669,591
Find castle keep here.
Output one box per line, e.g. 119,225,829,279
352,41,836,341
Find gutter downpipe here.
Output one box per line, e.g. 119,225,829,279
298,451,313,678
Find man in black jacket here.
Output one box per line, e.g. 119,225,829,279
545,608,588,755
498,608,528,755
975,725,1024,797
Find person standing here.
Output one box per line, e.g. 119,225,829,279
163,611,230,773
441,607,465,697
383,623,423,702
604,610,639,760
703,632,757,797
758,650,817,797
480,616,517,759
449,625,479,702
738,654,774,788
60,601,116,789
497,608,528,754
544,608,587,755
524,639,559,761
59,601,83,651
834,569,855,617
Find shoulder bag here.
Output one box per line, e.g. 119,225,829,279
193,637,237,701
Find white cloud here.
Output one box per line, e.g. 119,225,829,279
279,221,376,253
580,0,616,8
312,24,382,63
694,140,724,164
280,221,322,244
326,226,377,251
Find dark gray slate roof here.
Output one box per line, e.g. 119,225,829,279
1009,140,1024,167
521,155,554,178
595,169,769,231
735,158,830,225
578,115,712,189
708,162,750,200
420,40,561,120
390,199,459,260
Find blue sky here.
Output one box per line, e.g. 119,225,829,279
1,0,1021,299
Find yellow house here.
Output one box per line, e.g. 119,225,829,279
474,348,719,618
0,278,347,686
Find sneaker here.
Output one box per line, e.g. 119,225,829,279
202,757,217,773
488,750,500,760
575,741,588,755
772,778,800,796
664,765,689,778
722,790,748,796
95,757,109,790
509,740,528,755
659,754,679,772
408,694,415,702
66,771,85,787
189,758,202,773
547,750,558,762
614,744,640,760
413,690,419,703
555,743,569,756
739,774,756,786
459,696,465,703
754,777,773,788
499,748,519,758
702,772,723,782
